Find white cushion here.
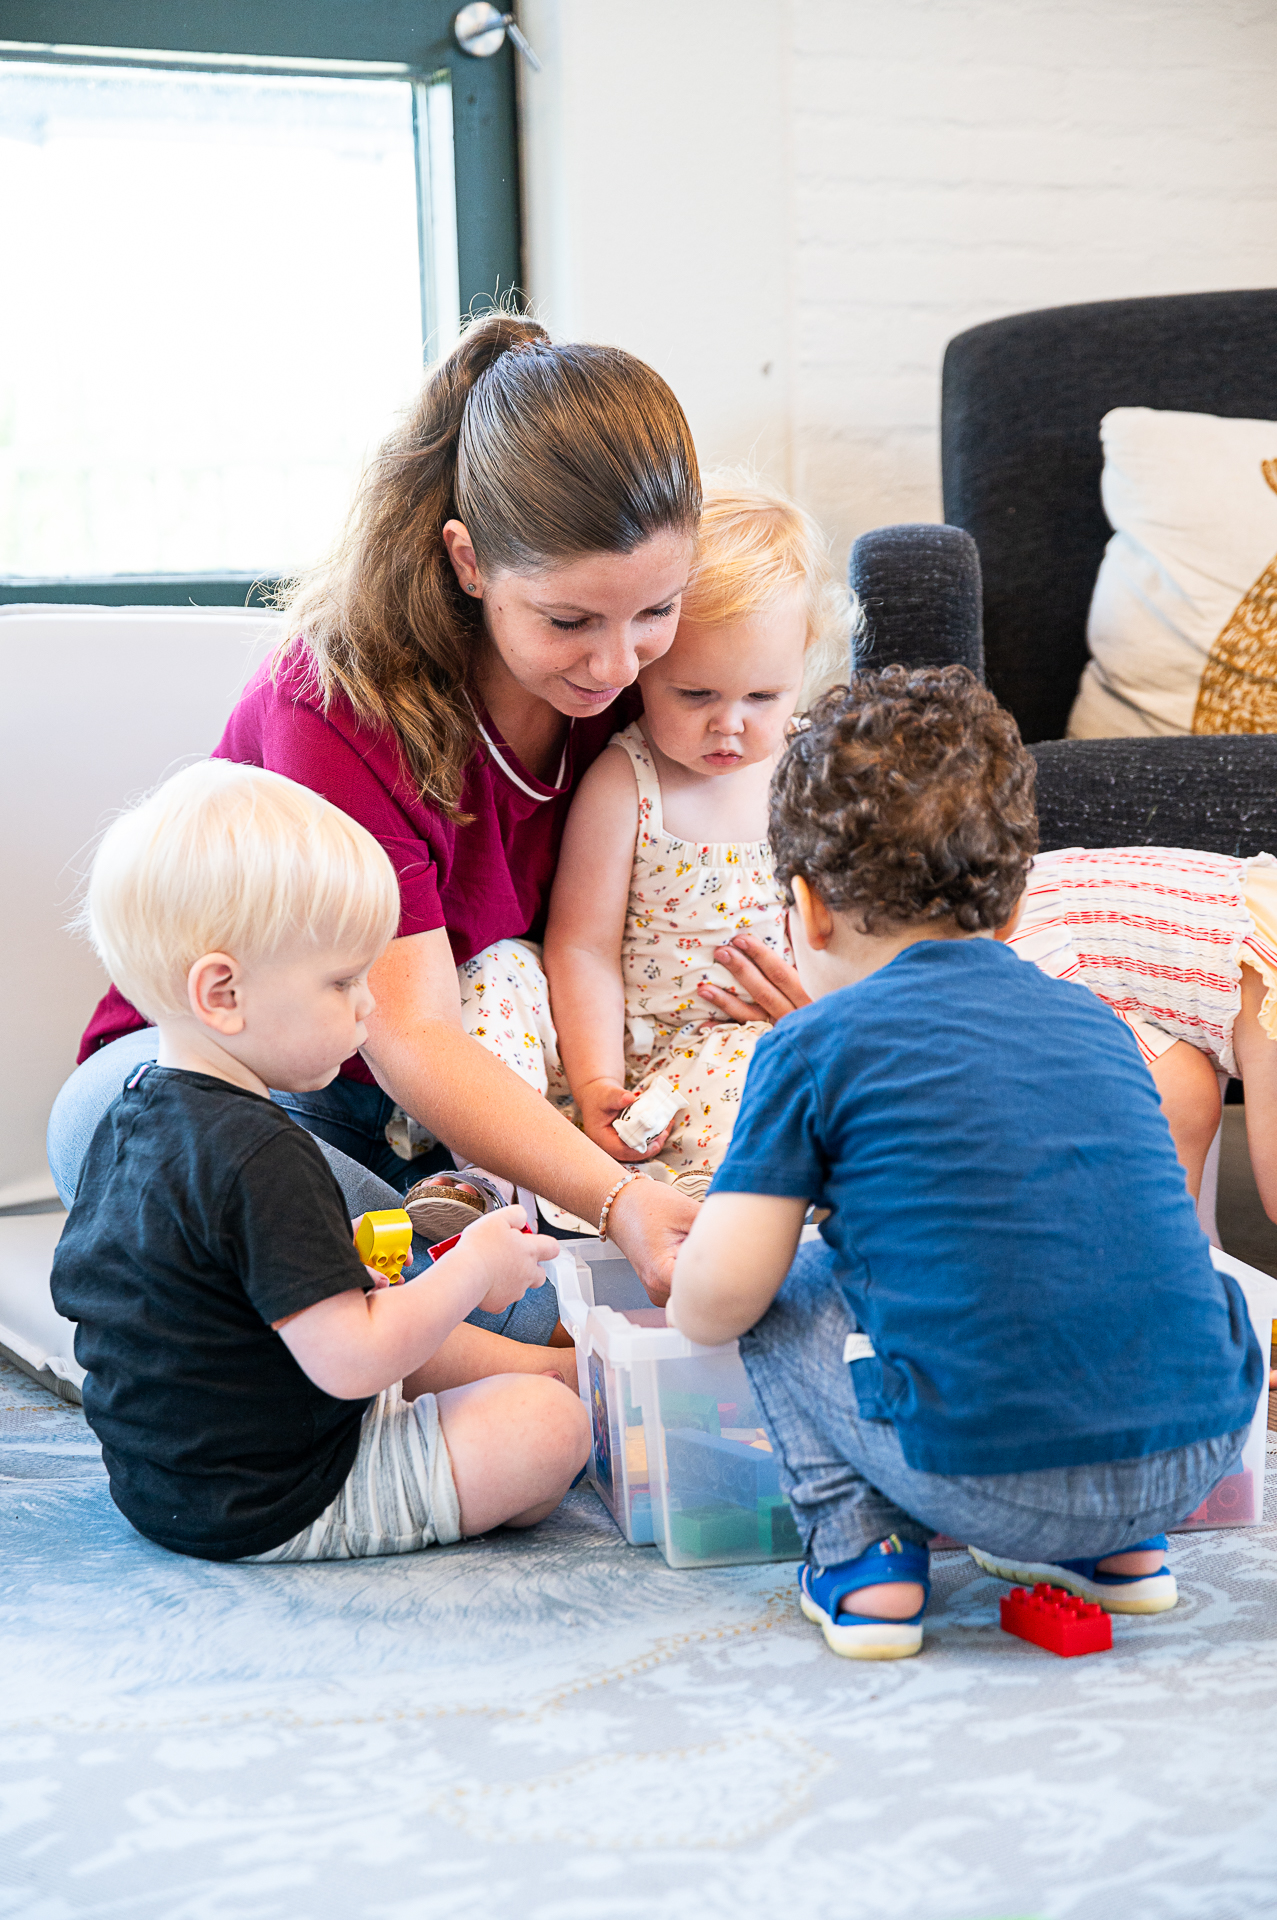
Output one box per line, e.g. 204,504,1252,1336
1070,407,1277,739
0,604,277,1207
0,1212,79,1389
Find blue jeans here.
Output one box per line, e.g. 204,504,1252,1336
46,1031,559,1346
739,1241,1247,1567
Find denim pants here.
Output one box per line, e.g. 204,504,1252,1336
46,1030,560,1346
739,1240,1247,1568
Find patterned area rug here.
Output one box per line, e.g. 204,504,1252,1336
3,1353,1277,1920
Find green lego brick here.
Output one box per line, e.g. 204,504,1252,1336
668,1503,759,1559
659,1390,721,1435
758,1495,801,1558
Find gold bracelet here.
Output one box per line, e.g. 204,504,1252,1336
597,1169,645,1241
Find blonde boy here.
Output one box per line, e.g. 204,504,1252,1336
52,761,587,1562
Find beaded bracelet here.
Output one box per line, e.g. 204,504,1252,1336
597,1168,645,1241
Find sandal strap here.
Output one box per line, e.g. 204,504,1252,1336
804,1535,932,1618
1057,1534,1170,1585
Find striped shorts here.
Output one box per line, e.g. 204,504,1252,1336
242,1383,462,1562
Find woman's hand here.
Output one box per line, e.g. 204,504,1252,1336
697,933,811,1027
578,1077,675,1162
605,1177,698,1308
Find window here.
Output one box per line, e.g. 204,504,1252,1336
0,2,521,601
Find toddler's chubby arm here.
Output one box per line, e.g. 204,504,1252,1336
273,1208,560,1399
544,746,674,1161
668,1192,808,1345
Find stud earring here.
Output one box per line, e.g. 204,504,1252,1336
466,582,479,594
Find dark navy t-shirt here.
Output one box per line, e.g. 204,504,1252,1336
712,938,1261,1476
51,1067,374,1559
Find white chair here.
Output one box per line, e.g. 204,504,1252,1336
0,603,276,1395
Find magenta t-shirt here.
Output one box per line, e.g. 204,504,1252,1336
79,646,637,1077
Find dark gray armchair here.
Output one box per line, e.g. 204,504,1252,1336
851,290,1277,856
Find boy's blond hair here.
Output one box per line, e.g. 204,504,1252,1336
680,471,854,705
85,761,400,1021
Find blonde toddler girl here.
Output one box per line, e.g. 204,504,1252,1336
543,478,849,1202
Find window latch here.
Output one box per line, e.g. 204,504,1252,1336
454,4,543,72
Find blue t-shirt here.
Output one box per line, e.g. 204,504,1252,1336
712,938,1261,1476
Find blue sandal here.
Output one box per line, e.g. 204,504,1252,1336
968,1534,1177,1615
798,1534,931,1660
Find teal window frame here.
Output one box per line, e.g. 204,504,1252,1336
0,0,522,604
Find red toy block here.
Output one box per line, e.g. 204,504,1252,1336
1178,1468,1255,1530
1000,1583,1112,1657
428,1224,534,1261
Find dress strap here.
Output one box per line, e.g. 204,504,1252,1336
610,721,665,841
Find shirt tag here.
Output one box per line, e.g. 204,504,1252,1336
843,1332,876,1365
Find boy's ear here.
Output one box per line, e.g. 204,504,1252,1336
187,952,246,1036
791,875,836,952
993,896,1024,942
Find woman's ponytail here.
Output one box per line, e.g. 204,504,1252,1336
278,311,699,817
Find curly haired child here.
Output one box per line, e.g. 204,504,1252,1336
542,475,848,1208
669,666,1262,1660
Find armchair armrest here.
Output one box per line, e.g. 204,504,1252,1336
848,522,1277,860
849,523,984,680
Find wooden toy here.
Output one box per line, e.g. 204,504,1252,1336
353,1209,413,1284
1000,1584,1112,1657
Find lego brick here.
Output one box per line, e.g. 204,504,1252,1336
665,1427,781,1507
429,1222,533,1261
669,1503,759,1558
1000,1584,1112,1658
659,1391,721,1435
628,1489,654,1546
625,1428,648,1483
758,1494,801,1557
1179,1468,1254,1529
354,1209,413,1282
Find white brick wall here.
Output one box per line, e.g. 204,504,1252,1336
520,0,1277,571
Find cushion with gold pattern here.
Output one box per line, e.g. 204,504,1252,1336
1070,407,1277,739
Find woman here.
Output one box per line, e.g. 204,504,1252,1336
49,313,700,1367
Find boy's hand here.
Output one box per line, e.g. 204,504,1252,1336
350,1211,405,1290
444,1205,559,1315
349,1214,393,1290
579,1078,674,1162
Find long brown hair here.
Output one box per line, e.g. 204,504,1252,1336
277,312,701,816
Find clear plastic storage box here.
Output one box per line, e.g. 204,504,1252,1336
1173,1249,1277,1531
550,1239,803,1569
548,1240,1276,1566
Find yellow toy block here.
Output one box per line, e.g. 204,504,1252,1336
354,1209,414,1283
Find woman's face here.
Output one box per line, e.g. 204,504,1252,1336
444,522,694,720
